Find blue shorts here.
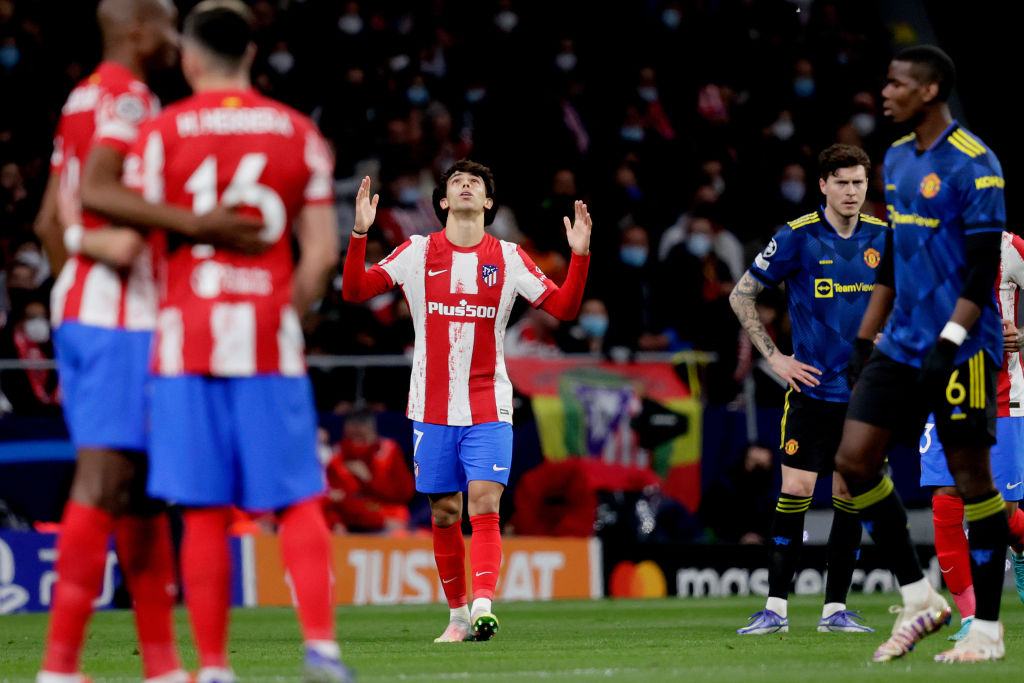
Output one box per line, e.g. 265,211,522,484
920,414,1024,501
53,322,151,452
411,421,513,494
148,375,324,510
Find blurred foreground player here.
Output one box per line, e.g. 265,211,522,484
838,45,1007,662
35,2,186,681
343,162,591,642
731,144,886,635
130,3,349,681
918,231,1024,640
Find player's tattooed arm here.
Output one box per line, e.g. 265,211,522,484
729,271,821,392
729,272,776,358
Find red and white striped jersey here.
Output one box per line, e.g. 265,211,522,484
998,231,1024,417
126,89,334,376
49,61,161,330
373,231,557,425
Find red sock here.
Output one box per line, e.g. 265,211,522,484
42,501,113,674
432,521,467,608
279,499,335,642
182,508,232,669
469,513,501,602
932,494,972,595
1008,507,1024,553
114,514,182,679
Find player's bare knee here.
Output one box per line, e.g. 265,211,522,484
429,493,462,527
834,446,870,483
780,481,814,498
466,483,503,516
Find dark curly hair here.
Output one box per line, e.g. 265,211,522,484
432,160,497,226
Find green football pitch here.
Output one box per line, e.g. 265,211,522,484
3,594,1024,682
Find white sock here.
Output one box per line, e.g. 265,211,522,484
305,639,341,659
899,577,931,606
971,618,1002,641
471,597,492,615
451,605,471,623
822,602,845,619
765,596,787,618
144,670,190,683
36,674,88,683
196,668,236,683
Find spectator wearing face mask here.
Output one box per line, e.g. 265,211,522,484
0,287,59,416
559,297,609,355
665,209,741,402
600,224,685,355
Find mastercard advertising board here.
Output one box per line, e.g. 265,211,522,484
251,534,603,606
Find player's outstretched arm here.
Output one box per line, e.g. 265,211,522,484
81,145,267,253
342,176,392,302
538,200,593,320
37,169,145,270
729,271,821,392
33,173,68,274
292,203,339,314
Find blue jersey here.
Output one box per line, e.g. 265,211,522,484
748,209,889,402
877,121,1005,367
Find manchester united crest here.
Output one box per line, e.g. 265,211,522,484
784,439,799,455
863,248,881,269
920,173,942,199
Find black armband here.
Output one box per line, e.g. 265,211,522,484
960,229,1002,307
876,228,894,288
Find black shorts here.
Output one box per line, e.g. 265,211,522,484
779,390,847,474
846,349,997,448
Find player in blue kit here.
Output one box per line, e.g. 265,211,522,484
837,45,1007,662
730,144,886,635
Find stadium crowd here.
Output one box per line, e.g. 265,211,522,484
2,0,901,530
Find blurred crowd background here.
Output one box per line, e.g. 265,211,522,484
0,0,1016,540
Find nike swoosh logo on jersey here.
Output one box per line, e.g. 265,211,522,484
475,571,493,576
492,465,509,471
428,269,448,276
442,577,457,584
1008,481,1023,490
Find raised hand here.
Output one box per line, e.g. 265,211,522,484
354,175,379,236
562,199,592,256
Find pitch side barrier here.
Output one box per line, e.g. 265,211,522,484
0,530,601,613
1,352,713,613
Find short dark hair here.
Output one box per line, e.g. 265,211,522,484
183,0,252,68
432,160,497,226
894,45,956,102
818,144,871,181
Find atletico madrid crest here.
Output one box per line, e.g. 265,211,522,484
481,264,499,287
